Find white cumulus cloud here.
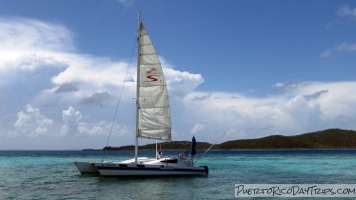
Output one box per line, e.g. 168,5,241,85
0,17,74,71
14,104,53,137
61,106,83,135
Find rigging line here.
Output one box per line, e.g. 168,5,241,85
101,36,137,162
193,130,232,164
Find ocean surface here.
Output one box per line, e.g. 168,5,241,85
0,150,356,199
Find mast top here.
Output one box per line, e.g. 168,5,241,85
138,11,142,28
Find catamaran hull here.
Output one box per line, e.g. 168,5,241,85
94,164,209,177
74,161,99,174
74,157,158,175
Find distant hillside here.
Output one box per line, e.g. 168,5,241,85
102,129,356,150
218,129,356,149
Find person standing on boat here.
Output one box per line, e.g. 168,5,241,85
157,151,163,159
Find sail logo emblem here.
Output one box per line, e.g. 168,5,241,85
146,68,159,82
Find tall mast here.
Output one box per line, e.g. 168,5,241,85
135,11,142,163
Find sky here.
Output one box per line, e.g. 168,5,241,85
0,0,356,150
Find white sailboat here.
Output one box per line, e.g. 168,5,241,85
75,12,208,176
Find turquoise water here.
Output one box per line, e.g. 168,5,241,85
0,150,355,199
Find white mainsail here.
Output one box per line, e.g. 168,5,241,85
136,22,171,141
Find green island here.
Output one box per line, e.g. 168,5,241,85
85,129,356,151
